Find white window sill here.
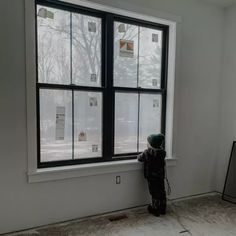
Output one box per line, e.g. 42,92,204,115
27,158,178,183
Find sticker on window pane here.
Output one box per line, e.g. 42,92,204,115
89,97,98,107
152,33,159,43
38,8,54,19
92,144,98,152
152,79,158,87
153,99,160,108
118,23,126,33
55,106,65,140
119,39,134,58
78,131,87,141
90,74,97,83
88,22,96,32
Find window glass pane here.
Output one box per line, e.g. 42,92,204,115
74,92,102,158
114,22,139,88
139,94,162,152
72,14,102,87
40,89,72,162
115,93,138,154
37,6,70,84
139,27,162,89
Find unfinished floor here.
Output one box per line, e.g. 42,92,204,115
5,195,236,236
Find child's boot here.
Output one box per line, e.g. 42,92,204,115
160,199,166,215
148,199,160,217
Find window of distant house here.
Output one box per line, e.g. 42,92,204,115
36,0,169,168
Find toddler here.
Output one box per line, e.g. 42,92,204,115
138,133,167,216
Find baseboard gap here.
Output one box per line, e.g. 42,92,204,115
168,191,221,203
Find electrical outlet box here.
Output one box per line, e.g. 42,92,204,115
116,176,121,184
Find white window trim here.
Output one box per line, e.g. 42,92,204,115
25,0,179,183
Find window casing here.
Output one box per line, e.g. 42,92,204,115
36,0,169,168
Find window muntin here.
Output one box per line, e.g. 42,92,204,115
36,0,168,168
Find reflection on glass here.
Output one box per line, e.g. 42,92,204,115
40,89,72,162
74,91,102,158
115,93,138,154
72,14,102,87
139,27,162,88
37,6,70,84
114,22,139,88
139,94,162,152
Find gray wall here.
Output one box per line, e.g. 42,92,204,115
0,0,223,234
216,5,236,192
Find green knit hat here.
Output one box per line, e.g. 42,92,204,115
147,134,165,149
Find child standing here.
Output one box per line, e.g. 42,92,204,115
138,133,167,216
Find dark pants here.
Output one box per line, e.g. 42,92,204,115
148,178,166,214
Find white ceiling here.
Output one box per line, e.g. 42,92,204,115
201,0,236,7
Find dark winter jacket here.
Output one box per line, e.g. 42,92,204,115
138,148,166,180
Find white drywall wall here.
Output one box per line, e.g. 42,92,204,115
216,5,236,192
0,0,223,233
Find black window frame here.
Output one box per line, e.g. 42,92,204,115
36,0,169,168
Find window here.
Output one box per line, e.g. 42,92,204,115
36,0,169,168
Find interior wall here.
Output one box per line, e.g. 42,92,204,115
216,5,236,192
0,0,223,234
